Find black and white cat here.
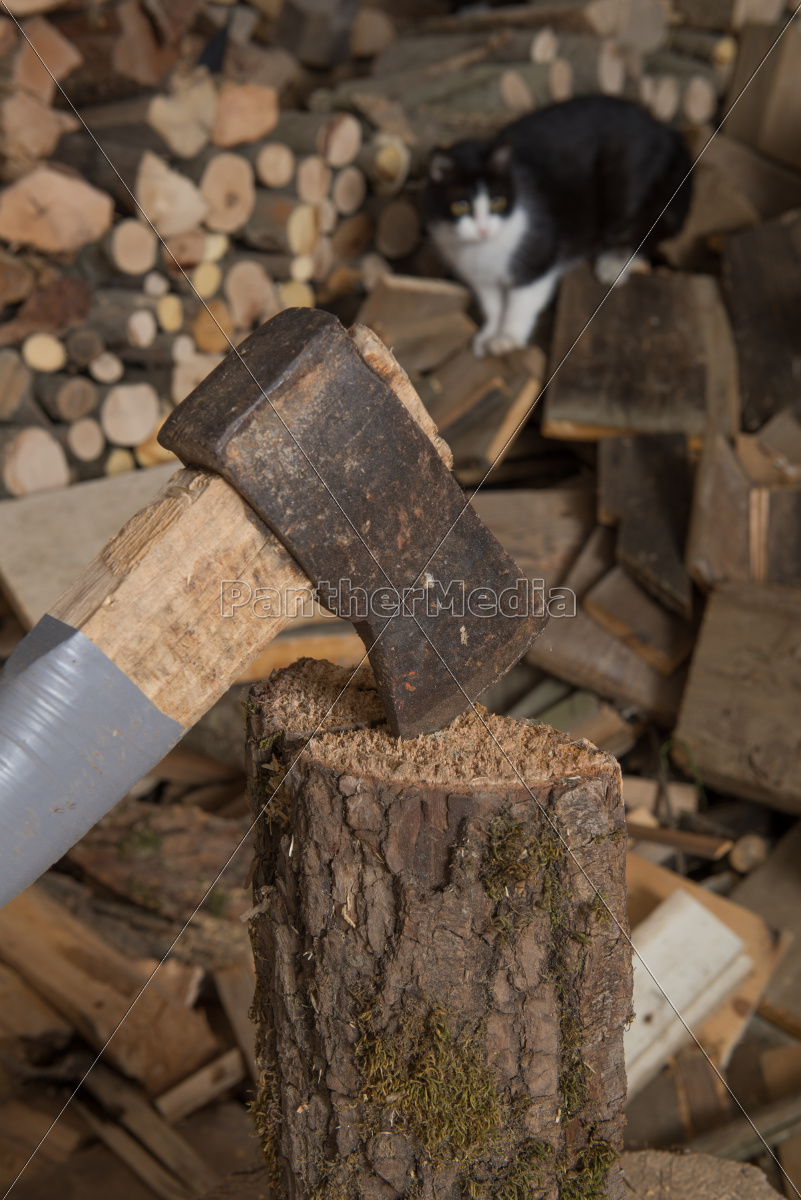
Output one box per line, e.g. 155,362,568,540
422,96,692,358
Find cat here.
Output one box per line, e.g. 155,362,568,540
422,96,692,358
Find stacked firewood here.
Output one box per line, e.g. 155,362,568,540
0,0,797,498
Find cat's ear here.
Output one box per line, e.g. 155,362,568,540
489,142,513,173
428,151,454,183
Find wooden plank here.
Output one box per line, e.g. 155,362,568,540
598,434,694,617
75,1103,195,1200
0,961,72,1042
733,823,801,1027
470,485,594,590
526,538,688,722
724,21,801,172
0,463,176,628
542,268,736,440
627,852,790,1068
700,134,801,222
761,1041,801,1197
625,889,751,1096
155,1049,246,1124
686,433,751,591
0,885,219,1095
721,208,801,432
584,566,696,675
674,583,801,813
82,1063,221,1197
213,959,259,1086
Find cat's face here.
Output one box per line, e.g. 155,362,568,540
424,142,514,244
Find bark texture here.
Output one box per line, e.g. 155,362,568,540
245,659,632,1200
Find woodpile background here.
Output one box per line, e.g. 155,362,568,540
0,0,800,1197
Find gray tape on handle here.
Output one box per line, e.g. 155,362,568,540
0,615,183,908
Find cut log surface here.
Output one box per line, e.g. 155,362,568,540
199,152,256,234
254,141,295,188
212,83,279,149
0,165,114,254
109,218,159,275
620,1149,783,1197
245,657,631,1200
100,381,160,446
35,373,98,422
674,581,801,812
272,110,362,167
0,426,70,497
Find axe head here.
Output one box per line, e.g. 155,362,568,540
160,309,546,736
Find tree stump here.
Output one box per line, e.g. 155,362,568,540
245,659,631,1200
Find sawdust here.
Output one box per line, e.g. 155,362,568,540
250,658,617,786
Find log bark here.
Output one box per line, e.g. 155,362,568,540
245,657,631,1200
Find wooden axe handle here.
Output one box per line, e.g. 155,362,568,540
49,329,452,731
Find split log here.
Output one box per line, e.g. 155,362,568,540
211,82,279,148
135,151,208,238
146,69,217,158
597,434,694,618
245,657,631,1200
0,88,78,180
724,21,801,171
721,207,801,431
274,0,360,68
584,565,696,675
271,110,362,168
223,259,280,330
50,124,170,217
695,133,801,221
674,582,801,813
6,14,82,104
0,163,113,254
35,373,98,422
0,425,69,496
658,162,758,271
0,884,218,1094
0,348,34,422
199,151,256,234
527,528,687,721
542,268,739,441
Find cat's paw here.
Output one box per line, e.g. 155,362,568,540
595,249,646,287
485,333,523,356
472,331,494,358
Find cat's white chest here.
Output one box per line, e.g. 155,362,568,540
432,206,529,289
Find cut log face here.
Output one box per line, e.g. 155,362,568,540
211,83,279,149
0,165,114,254
0,426,70,497
245,658,631,1200
199,152,256,234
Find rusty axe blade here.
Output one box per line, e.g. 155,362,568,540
159,309,546,736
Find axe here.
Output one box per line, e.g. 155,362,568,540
0,310,546,908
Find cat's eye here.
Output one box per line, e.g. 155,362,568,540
490,196,507,212
450,199,471,217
